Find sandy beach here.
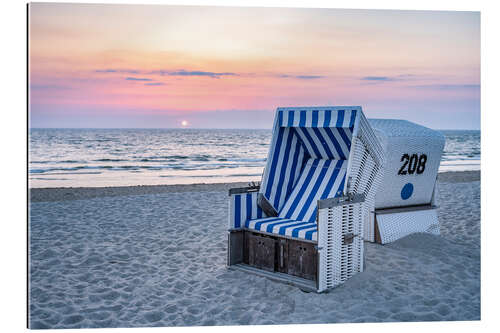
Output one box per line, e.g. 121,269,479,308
28,170,480,328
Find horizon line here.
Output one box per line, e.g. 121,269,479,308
28,127,480,131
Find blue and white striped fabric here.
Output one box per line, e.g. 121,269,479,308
259,107,359,213
229,192,265,229
278,108,357,129
279,159,347,222
246,217,318,241
293,127,352,160
260,127,307,212
244,159,347,241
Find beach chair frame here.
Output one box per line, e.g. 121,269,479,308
227,107,385,292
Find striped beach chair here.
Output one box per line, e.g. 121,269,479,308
227,107,385,292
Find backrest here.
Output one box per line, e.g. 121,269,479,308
260,107,361,213
278,158,347,222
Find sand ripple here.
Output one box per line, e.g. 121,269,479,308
29,178,480,328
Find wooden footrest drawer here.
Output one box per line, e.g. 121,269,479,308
242,231,317,281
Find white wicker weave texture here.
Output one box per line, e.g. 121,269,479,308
369,119,445,209
317,200,364,292
348,114,386,242
376,209,440,244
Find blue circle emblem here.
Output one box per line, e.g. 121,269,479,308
401,183,414,200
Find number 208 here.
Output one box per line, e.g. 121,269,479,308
398,153,427,175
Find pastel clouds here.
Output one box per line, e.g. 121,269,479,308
29,3,480,129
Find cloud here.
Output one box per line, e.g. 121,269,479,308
409,84,480,90
277,74,325,79
396,74,417,79
30,84,71,90
164,70,237,78
295,75,324,79
96,69,117,73
96,69,140,74
125,77,153,81
144,82,165,86
361,76,395,81
96,68,238,79
360,74,420,84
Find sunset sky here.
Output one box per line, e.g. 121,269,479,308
29,3,480,129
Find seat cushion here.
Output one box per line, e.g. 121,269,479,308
245,217,318,241
278,158,347,223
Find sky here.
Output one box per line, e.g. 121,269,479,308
29,3,480,129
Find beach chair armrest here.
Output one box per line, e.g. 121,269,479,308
228,186,267,229
318,193,365,210
228,185,260,196
317,193,365,292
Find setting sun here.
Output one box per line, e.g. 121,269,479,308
181,120,188,127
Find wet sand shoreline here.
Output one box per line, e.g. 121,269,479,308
30,170,479,203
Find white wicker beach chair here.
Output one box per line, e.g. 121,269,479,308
367,119,445,244
227,107,385,292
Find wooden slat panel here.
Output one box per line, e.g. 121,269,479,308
228,231,244,265
243,231,250,264
287,239,317,281
247,233,276,272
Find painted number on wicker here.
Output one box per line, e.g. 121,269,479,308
398,153,427,175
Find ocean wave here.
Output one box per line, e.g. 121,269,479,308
29,128,479,186
441,156,480,161
31,155,267,166
29,177,70,180
94,158,127,162
139,155,190,162
30,160,51,164
233,158,267,163
159,173,263,178
29,162,256,174
30,160,85,164
31,171,102,176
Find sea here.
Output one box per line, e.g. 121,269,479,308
29,129,480,188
